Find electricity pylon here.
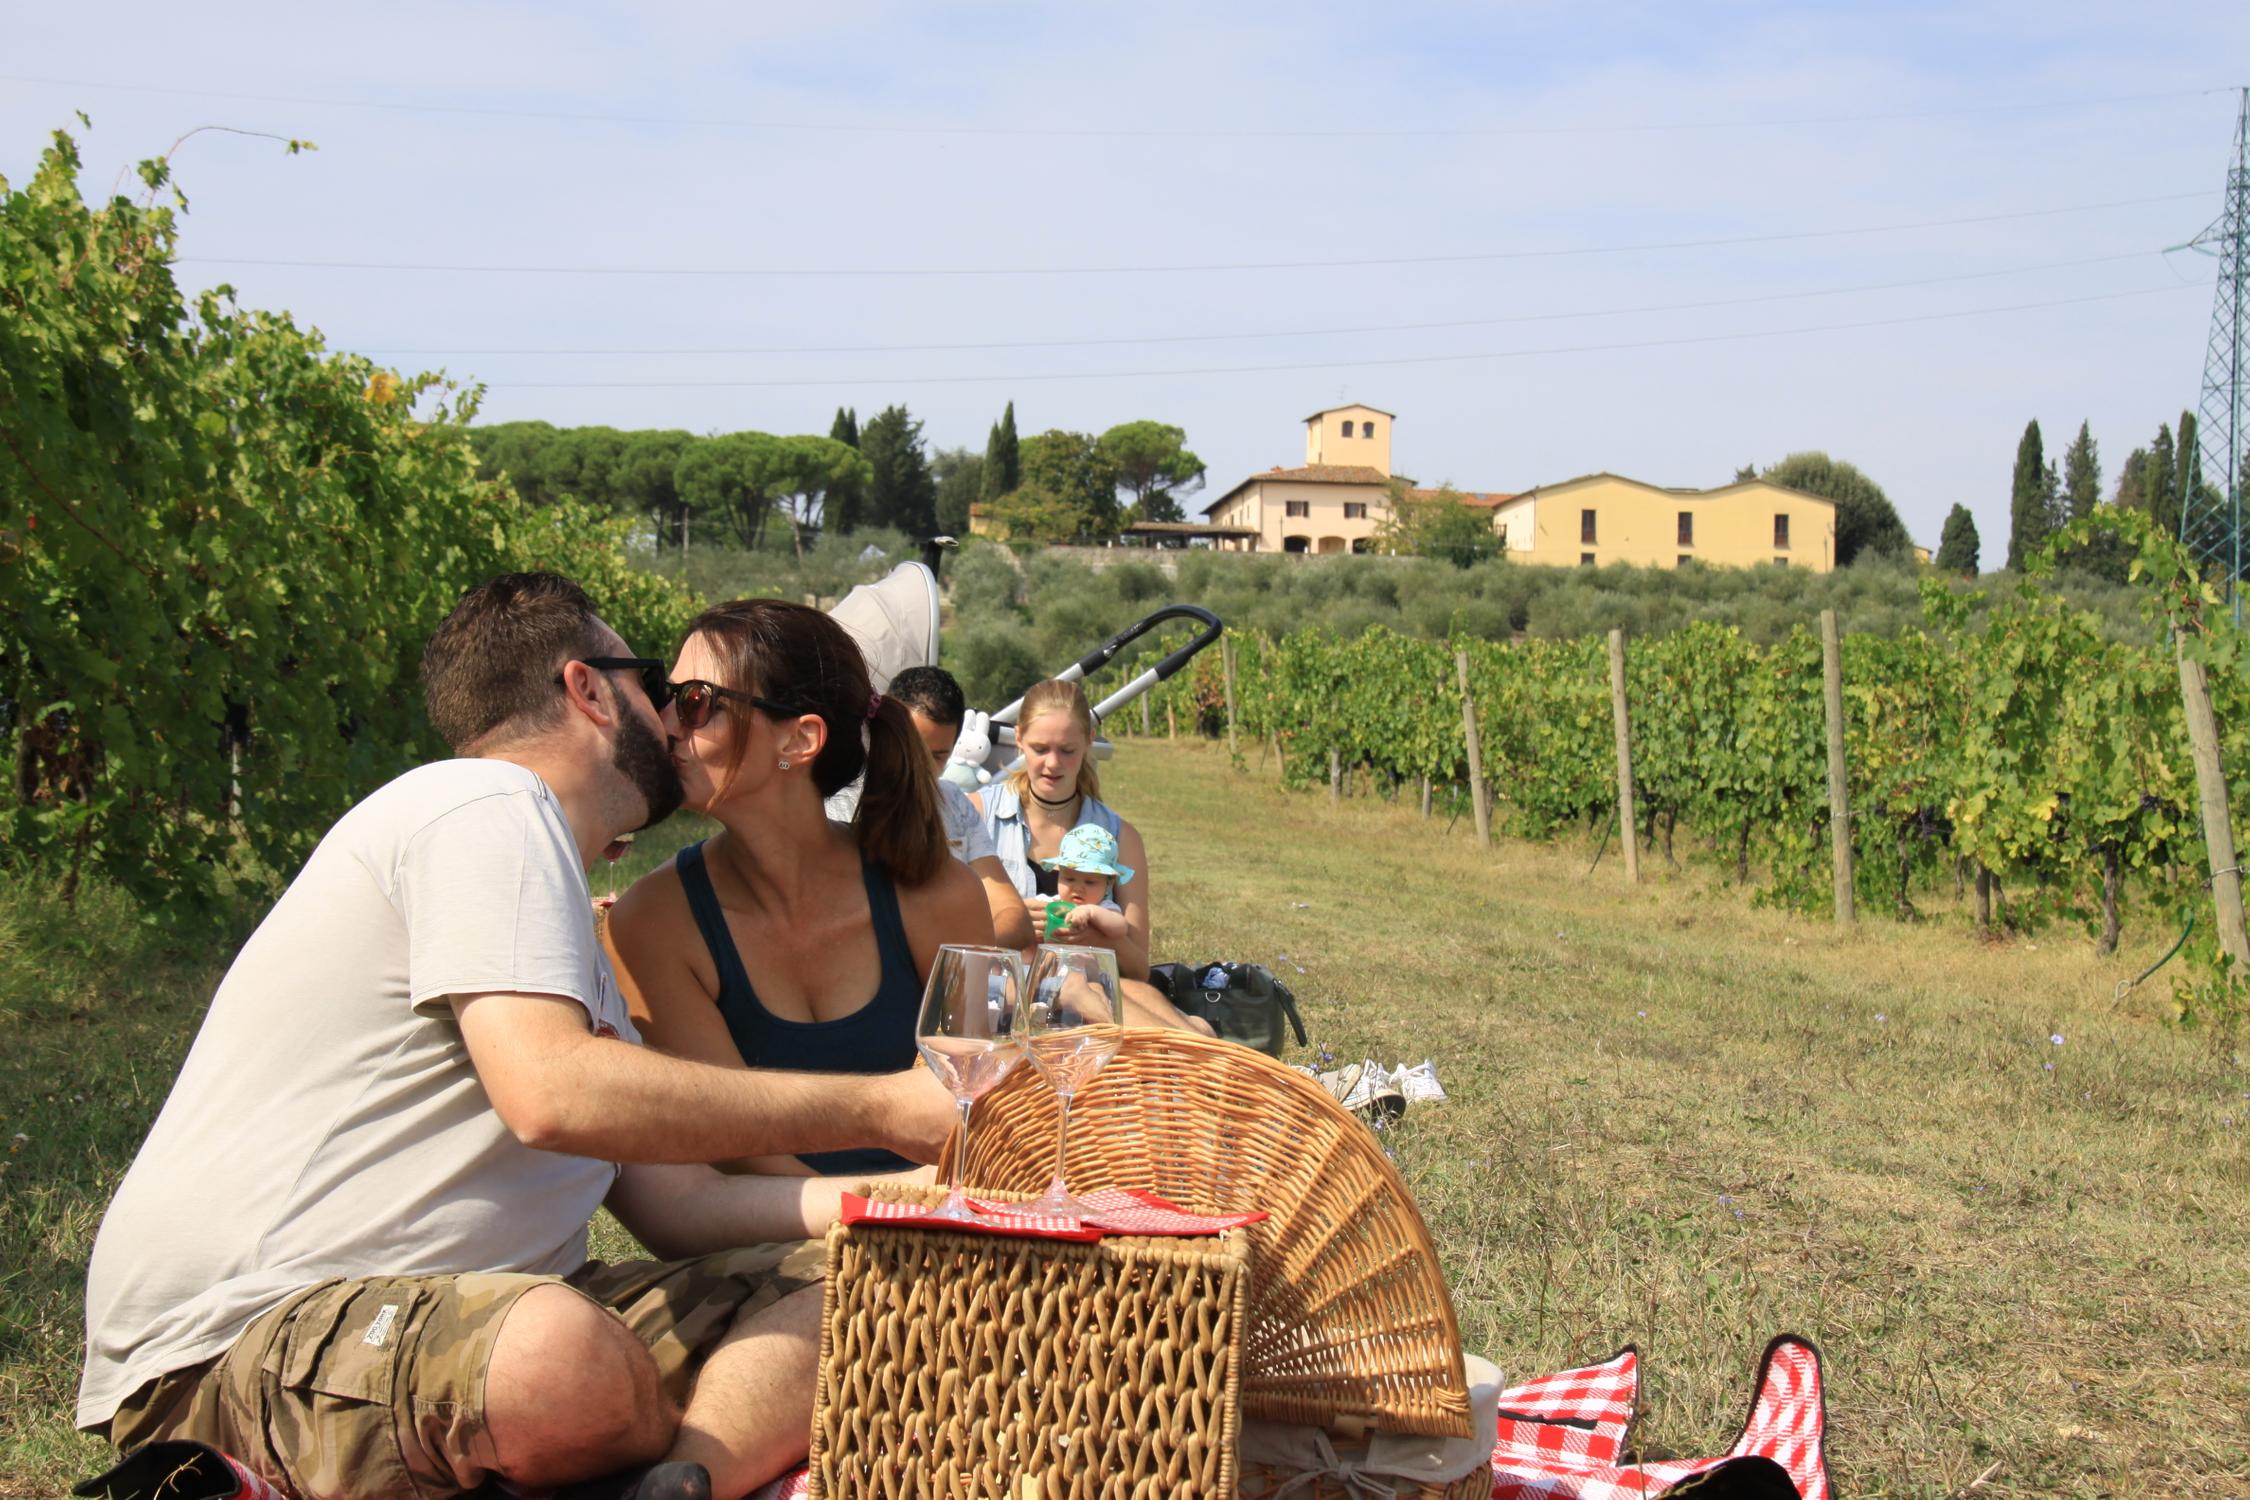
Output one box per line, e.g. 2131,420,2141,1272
2176,86,2249,617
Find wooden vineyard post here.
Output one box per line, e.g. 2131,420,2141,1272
1456,650,1492,849
2177,641,2250,968
1329,748,1343,802
1222,636,1240,758
1420,775,1432,818
1606,630,1638,884
1140,694,1151,736
1821,610,1855,926
1270,731,1285,780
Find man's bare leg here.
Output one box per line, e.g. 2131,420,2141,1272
663,1282,825,1498
485,1285,677,1488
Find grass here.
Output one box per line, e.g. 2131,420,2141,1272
6,743,2247,1496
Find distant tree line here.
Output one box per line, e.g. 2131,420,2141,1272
1994,412,2239,585
472,401,1207,553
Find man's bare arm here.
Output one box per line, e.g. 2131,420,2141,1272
453,992,955,1164
605,1162,930,1259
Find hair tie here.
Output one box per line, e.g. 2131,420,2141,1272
867,691,882,722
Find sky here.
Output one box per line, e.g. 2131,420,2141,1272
4,2,2245,554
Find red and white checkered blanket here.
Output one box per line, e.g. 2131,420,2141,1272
756,1334,1829,1499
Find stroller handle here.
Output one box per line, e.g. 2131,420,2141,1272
989,604,1223,728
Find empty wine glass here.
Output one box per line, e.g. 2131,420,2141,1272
915,944,1029,1222
597,833,633,911
1022,944,1124,1219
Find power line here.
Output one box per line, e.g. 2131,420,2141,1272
178,191,2212,280
471,281,2206,389
352,249,2168,356
2,73,2226,140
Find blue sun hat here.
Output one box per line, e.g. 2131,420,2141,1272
1040,823,1136,885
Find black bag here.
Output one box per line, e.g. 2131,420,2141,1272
1150,961,1308,1058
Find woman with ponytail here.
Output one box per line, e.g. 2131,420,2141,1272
607,600,994,1176
973,679,1211,1033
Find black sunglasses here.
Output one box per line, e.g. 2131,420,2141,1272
670,678,805,733
562,657,674,713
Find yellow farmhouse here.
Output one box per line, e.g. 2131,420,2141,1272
1491,474,1837,572
1198,405,1838,571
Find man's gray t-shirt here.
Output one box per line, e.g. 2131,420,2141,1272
78,759,638,1428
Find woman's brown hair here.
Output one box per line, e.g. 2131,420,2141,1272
1005,678,1102,806
683,599,946,885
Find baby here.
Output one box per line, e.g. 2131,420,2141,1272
1038,824,1132,941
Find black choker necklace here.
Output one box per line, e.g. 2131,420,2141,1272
1029,787,1081,810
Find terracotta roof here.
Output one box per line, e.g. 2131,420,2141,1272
1301,404,1398,422
1404,488,1515,508
1201,464,1391,515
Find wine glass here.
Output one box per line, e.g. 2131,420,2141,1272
1021,944,1124,1220
915,944,1029,1222
597,833,633,911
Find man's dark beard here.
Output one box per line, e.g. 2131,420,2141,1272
614,711,684,830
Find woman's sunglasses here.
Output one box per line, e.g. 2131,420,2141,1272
669,678,804,733
564,659,802,733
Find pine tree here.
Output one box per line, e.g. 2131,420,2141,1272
1935,503,1980,576
859,404,938,537
830,407,859,448
2062,421,2102,523
982,401,1021,504
2005,419,2049,571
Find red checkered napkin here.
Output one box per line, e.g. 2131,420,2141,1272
1034,1185,1269,1236
839,1192,1103,1242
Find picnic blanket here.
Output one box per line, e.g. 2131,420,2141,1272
76,1338,1825,1499
753,1334,1830,1500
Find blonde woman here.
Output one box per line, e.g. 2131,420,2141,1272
973,678,1210,1033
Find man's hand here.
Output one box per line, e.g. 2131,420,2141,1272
883,1062,961,1165
940,708,993,790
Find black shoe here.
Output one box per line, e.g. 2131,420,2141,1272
555,1460,712,1500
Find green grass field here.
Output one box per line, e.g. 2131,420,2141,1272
5,741,2246,1496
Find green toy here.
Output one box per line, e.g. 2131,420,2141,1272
1043,899,1074,937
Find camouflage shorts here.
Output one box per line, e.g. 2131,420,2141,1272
102,1241,825,1500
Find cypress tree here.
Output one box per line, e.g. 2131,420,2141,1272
2062,421,2102,523
982,401,1021,504
2147,423,2176,535
2005,419,2048,571
1935,504,1980,576
826,407,864,532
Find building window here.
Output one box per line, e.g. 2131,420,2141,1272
1580,552,1596,567
1340,420,1355,438
1364,421,1378,438
1351,538,1371,554
1284,535,1310,553
1286,500,1310,518
1774,513,1791,548
1580,509,1598,544
1343,502,1367,519
1677,511,1693,546
1678,555,1692,569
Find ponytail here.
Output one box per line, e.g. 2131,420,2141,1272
855,694,947,885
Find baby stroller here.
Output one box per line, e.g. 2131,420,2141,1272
829,561,1224,784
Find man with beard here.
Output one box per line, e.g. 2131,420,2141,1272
77,573,953,1500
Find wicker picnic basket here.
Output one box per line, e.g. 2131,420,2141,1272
809,1184,1250,1498
950,1029,1491,1496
